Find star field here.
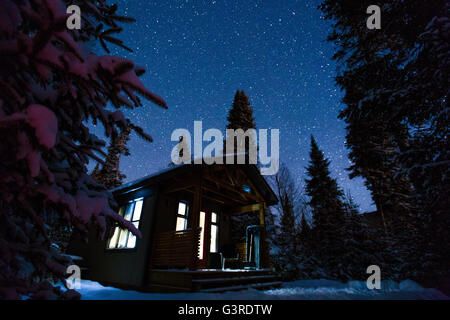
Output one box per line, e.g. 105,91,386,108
93,0,375,212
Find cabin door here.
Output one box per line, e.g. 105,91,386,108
197,206,220,268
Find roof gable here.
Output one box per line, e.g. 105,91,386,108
112,163,278,206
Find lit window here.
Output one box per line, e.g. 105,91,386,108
178,202,187,215
198,211,206,259
175,201,189,231
107,198,144,249
210,212,219,253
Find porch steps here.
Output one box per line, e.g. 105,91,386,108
192,274,279,291
148,269,281,293
192,274,275,284
199,281,282,293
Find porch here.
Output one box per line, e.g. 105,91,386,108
146,164,278,292
150,165,275,270
147,269,281,293
148,225,265,268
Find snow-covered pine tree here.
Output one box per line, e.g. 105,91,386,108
319,0,449,276
318,1,418,234
92,124,131,190
0,0,167,299
396,3,450,275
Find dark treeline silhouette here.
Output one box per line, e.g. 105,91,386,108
319,0,449,281
266,0,448,283
267,138,386,281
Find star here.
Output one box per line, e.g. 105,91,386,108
94,0,376,212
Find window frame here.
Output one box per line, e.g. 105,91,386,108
107,197,144,250
209,212,219,253
175,200,189,231
198,211,206,260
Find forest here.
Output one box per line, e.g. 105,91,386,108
0,0,448,299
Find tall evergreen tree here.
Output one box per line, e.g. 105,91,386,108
92,125,131,189
0,0,166,299
318,1,419,232
305,136,347,277
225,90,256,156
226,90,256,132
319,0,449,275
305,136,345,240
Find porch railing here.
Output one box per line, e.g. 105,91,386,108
150,228,201,270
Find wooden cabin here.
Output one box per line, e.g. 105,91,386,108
68,163,280,292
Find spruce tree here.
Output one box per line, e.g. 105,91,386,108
226,90,256,132
305,136,345,238
305,136,346,277
318,1,417,232
225,90,256,156
319,0,449,276
0,0,166,299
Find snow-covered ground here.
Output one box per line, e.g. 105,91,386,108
72,279,448,300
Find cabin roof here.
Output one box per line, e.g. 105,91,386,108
112,163,278,206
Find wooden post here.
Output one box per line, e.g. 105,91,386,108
189,174,202,269
190,185,200,229
259,202,270,268
259,202,266,226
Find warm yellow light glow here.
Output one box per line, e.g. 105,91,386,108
198,211,206,259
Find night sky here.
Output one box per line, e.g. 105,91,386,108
92,0,376,212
